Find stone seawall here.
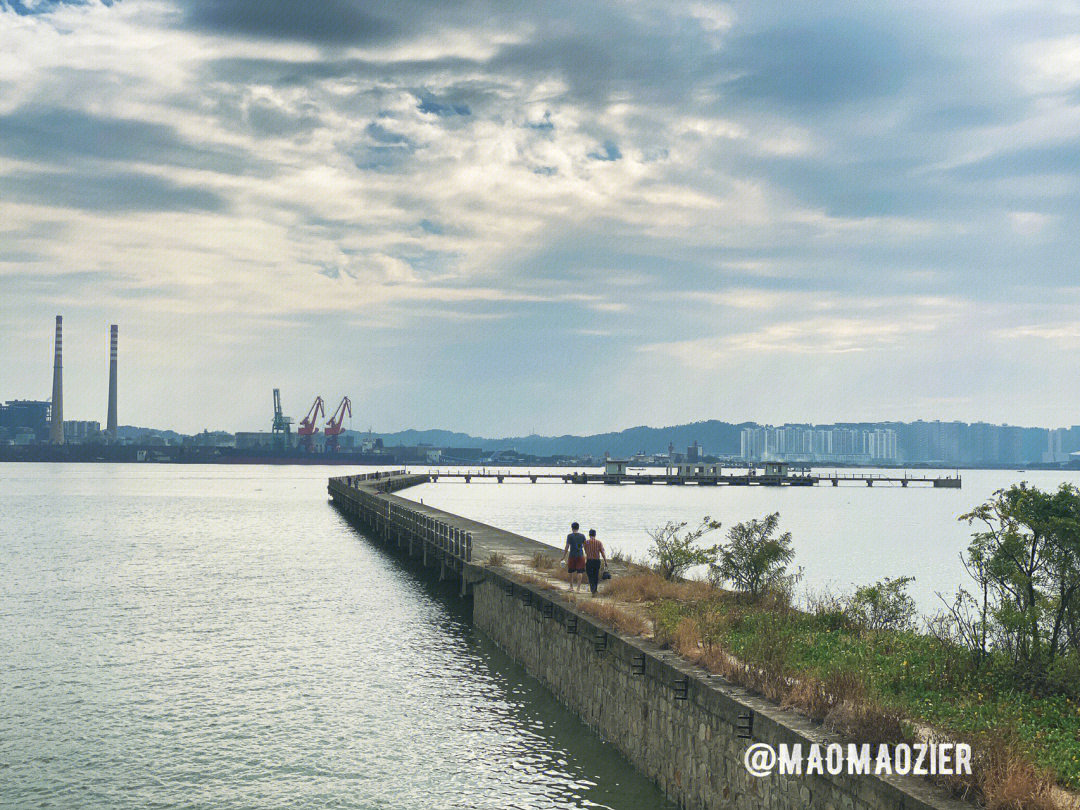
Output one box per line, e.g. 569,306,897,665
329,473,966,810
473,575,962,810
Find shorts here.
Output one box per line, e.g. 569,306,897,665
567,555,586,573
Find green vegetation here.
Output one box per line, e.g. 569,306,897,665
847,576,917,632
633,490,1080,804
710,511,796,598
651,589,1080,793
645,517,720,580
953,483,1080,688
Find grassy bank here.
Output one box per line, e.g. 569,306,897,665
507,550,1079,809
611,569,1079,807
501,485,1080,808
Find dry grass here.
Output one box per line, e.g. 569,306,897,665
662,608,910,748
486,551,507,567
938,737,1059,810
823,699,907,747
672,617,702,659
516,573,558,591
530,551,556,571
605,570,714,603
503,559,1067,810
576,599,649,636
550,566,572,583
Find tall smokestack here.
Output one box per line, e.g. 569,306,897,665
49,315,64,445
107,324,118,439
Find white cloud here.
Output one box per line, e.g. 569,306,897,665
2,1,1079,432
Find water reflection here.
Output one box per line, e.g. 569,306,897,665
0,464,674,810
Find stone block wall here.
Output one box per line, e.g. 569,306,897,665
473,576,965,810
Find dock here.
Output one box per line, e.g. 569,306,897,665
327,469,972,810
327,464,959,598
328,470,554,592
423,468,962,488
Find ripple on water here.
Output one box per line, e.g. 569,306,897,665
0,464,675,810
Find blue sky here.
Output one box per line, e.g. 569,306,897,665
1,0,1079,435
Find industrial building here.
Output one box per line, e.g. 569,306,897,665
64,421,101,443
0,400,51,444
0,317,119,449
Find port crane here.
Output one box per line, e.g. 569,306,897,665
325,396,352,452
297,395,325,451
271,388,293,449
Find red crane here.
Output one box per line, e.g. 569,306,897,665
297,395,325,451
325,396,352,452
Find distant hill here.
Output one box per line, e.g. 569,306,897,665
117,425,187,443
108,420,747,457
348,420,752,457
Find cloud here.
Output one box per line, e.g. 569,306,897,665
0,105,254,173
0,169,227,212
1,0,1079,433
588,140,622,162
720,15,922,108
178,0,401,46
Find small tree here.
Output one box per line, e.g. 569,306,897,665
646,517,721,580
711,512,794,598
846,576,916,631
959,482,1080,677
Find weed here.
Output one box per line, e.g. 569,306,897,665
530,551,556,571
577,599,649,636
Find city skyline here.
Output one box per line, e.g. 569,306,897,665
3,2,1080,435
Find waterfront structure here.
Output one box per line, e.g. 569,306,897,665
49,316,63,445
0,400,51,444
107,325,118,439
328,471,970,810
236,431,286,450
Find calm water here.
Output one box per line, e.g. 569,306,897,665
407,467,1080,614
0,464,675,810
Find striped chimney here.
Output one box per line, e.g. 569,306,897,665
49,315,64,445
107,325,118,438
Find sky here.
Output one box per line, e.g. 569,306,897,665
2,1,1079,436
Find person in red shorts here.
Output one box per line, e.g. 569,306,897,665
562,521,587,592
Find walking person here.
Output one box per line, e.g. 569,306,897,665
584,529,607,597
562,521,587,592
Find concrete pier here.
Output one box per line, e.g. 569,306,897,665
327,471,969,810
328,470,553,593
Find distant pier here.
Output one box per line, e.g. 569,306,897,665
424,466,962,488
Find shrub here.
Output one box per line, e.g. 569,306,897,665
711,512,795,598
646,517,721,580
846,576,917,632
805,587,853,632
530,551,555,571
